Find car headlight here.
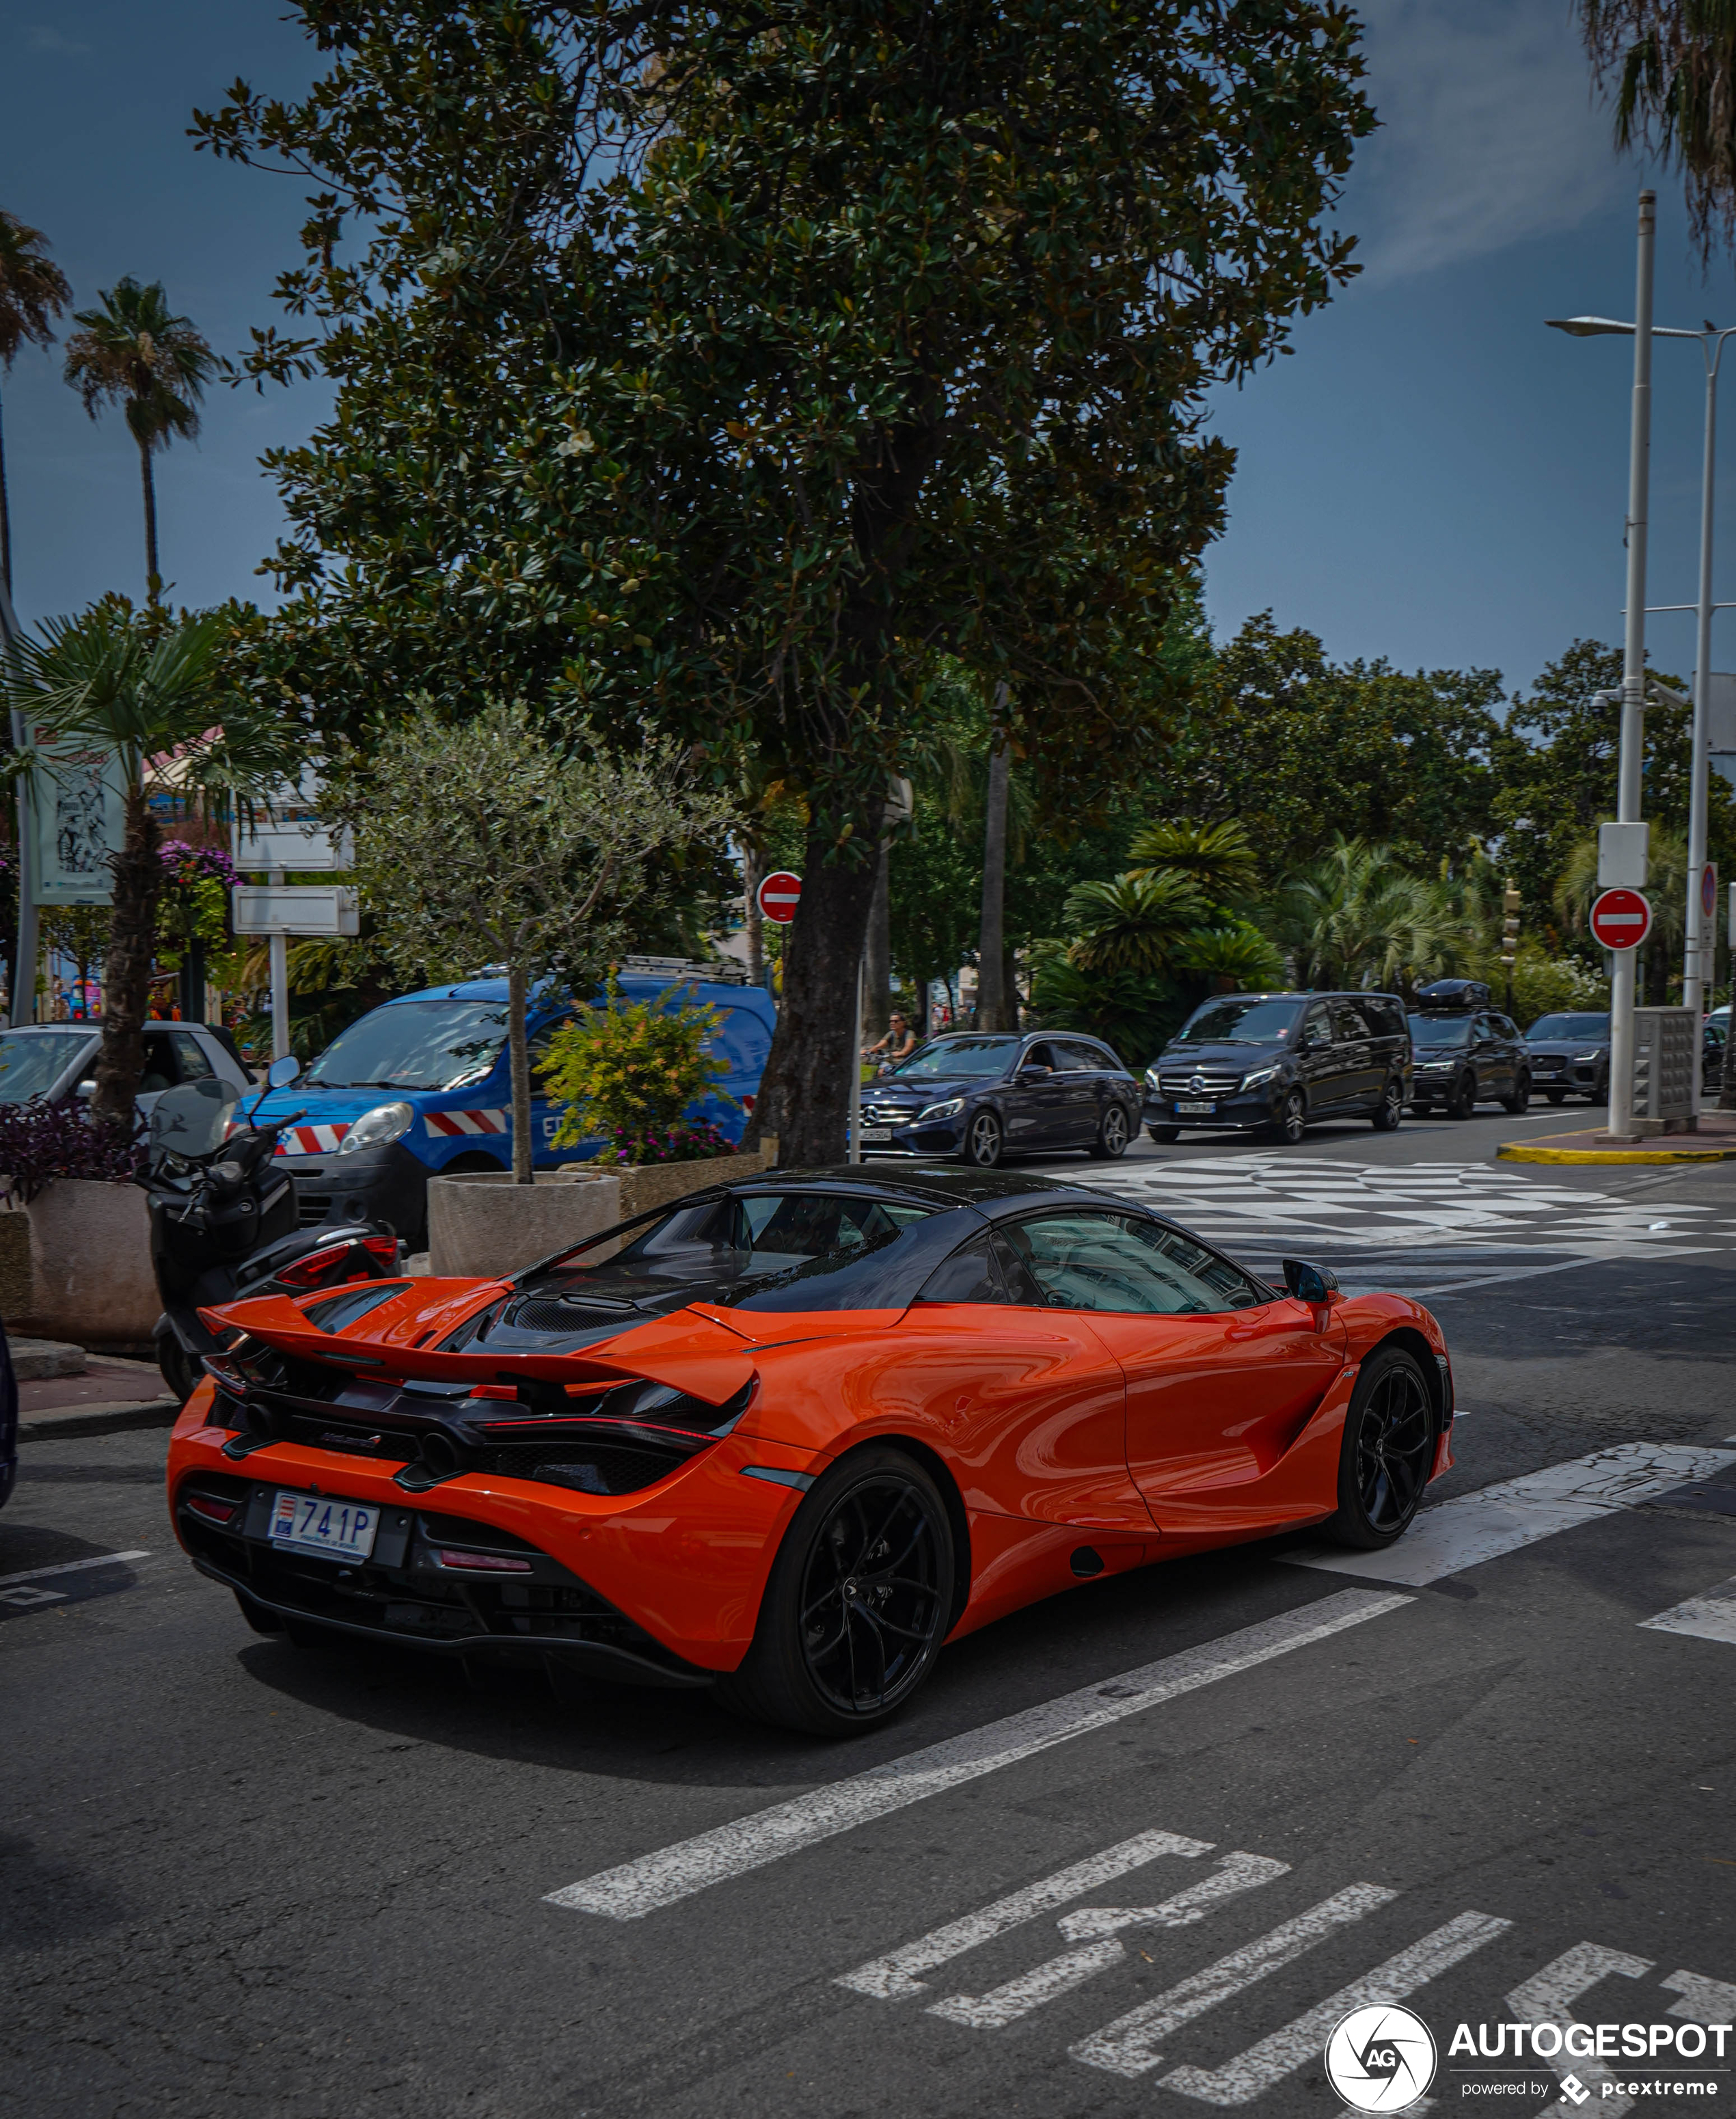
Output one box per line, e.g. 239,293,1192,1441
335,1101,416,1155
918,1097,964,1122
1574,1050,1601,1062
1144,1066,1163,1089
1240,1066,1279,1090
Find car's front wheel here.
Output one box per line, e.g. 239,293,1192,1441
1267,1090,1307,1146
1323,1347,1435,1550
1370,1077,1404,1131
962,1108,1003,1167
1444,1072,1476,1120
716,1446,955,1736
1088,1104,1131,1159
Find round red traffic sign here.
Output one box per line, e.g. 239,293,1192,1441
756,870,802,925
1589,886,1653,951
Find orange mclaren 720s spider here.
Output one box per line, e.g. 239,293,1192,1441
167,1165,1454,1734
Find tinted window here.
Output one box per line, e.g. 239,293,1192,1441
1174,998,1303,1046
1492,1016,1519,1039
1363,998,1406,1040
1022,1042,1059,1070
305,999,508,1091
916,1230,1009,1305
1528,1014,1610,1040
887,1036,1019,1079
1058,1040,1112,1072
1302,1005,1333,1049
1331,1000,1375,1042
170,1029,217,1082
999,1211,1266,1314
139,1029,178,1094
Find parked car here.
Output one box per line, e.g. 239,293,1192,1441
243,971,776,1252
0,1021,252,1116
1407,1003,1530,1117
1705,1005,1728,1097
1523,1010,1610,1105
1141,991,1412,1144
860,1031,1140,1164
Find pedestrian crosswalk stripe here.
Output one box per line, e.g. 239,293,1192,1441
1640,1573,1736,1646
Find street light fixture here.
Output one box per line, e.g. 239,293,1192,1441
1548,306,1736,1051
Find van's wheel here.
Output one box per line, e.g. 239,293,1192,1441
1147,1124,1181,1144
1370,1077,1404,1131
715,1446,953,1736
1323,1347,1435,1550
1267,1091,1307,1146
1089,1105,1131,1159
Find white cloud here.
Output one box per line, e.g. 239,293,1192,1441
1345,0,1626,279
26,24,90,54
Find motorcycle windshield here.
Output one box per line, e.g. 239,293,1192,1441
150,1078,241,1159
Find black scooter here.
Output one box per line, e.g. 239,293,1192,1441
139,1055,404,1403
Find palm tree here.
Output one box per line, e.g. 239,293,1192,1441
62,280,221,602
1577,3,1736,257
1555,819,1688,1001
1125,818,1260,902
0,211,72,597
1,604,305,1130
1064,869,1210,975
1279,837,1459,993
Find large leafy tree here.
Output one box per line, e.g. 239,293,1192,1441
0,210,72,598
1,604,306,1130
198,0,1372,1161
62,280,221,602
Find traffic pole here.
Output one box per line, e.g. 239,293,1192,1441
268,866,290,1060
847,949,865,1163
1611,190,1657,1142
0,573,38,1026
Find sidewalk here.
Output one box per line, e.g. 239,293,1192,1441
1499,1109,1736,1165
11,1340,178,1442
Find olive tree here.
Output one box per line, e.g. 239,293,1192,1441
327,705,734,1181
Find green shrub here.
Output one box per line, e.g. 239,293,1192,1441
540,980,733,1149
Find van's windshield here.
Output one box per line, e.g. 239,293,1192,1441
303,1001,511,1091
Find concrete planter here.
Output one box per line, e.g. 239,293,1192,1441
14,1180,158,1351
426,1142,778,1280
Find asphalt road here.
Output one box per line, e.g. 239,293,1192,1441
5,1103,1736,2119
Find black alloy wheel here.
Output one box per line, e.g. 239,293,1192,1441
1370,1077,1404,1132
1148,1124,1181,1144
1089,1103,1131,1159
1270,1090,1307,1146
716,1446,954,1735
1501,1072,1531,1116
964,1107,1003,1167
1444,1071,1476,1120
1325,1347,1435,1550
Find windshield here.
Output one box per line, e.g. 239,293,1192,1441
0,1030,97,1104
1409,1016,1471,1048
303,1000,509,1092
1172,999,1302,1046
1527,1014,1610,1041
150,1078,241,1159
887,1036,1020,1079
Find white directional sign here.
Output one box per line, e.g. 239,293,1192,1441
232,771,351,872
232,884,360,936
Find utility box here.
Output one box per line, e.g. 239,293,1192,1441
1631,1006,1698,1131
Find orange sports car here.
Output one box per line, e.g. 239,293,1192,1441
166,1166,1454,1733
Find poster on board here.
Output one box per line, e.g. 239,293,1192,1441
28,728,126,906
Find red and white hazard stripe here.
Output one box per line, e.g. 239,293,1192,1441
274,1122,352,1157
424,1107,507,1138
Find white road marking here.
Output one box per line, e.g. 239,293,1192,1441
1664,1968,1736,2022
0,1548,149,1589
545,1589,1411,1920
1507,1941,1652,2117
1072,1884,1400,2079
1641,1574,1736,1646
836,1828,1210,2001
926,1852,1287,2030
1286,1444,1736,1586
1154,1910,1513,2105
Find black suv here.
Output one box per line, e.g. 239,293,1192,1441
1408,1001,1531,1117
1523,1010,1610,1105
1141,991,1412,1144
860,1031,1142,1166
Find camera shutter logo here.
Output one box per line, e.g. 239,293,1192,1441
1324,2003,1438,2111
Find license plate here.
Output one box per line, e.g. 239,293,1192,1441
270,1491,379,1561
1176,1099,1216,1114
859,1125,894,1142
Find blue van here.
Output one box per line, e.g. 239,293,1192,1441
244,971,775,1251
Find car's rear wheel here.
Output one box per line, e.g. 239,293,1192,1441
1501,1072,1531,1115
962,1108,1003,1167
716,1446,954,1736
1147,1124,1181,1144
1323,1347,1435,1550
1370,1077,1404,1131
1088,1104,1131,1159
1267,1090,1306,1146
158,1335,201,1407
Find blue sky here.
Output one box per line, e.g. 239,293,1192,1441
1,0,1733,698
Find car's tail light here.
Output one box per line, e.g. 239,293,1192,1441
467,1384,519,1402
185,1493,239,1524
435,1548,532,1573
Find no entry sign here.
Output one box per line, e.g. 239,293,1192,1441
1589,886,1652,951
756,870,802,925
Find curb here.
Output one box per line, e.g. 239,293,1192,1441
17,1399,181,1443
1500,1135,1736,1165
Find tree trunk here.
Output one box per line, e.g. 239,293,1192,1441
976,710,1010,1031
139,442,160,602
1003,941,1020,1031
743,812,880,1165
864,839,891,1039
92,782,159,1132
508,960,533,1183
742,841,764,985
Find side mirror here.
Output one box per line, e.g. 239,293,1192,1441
1281,1258,1340,1306
1018,1064,1051,1080
75,1079,96,1100
267,1054,302,1088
